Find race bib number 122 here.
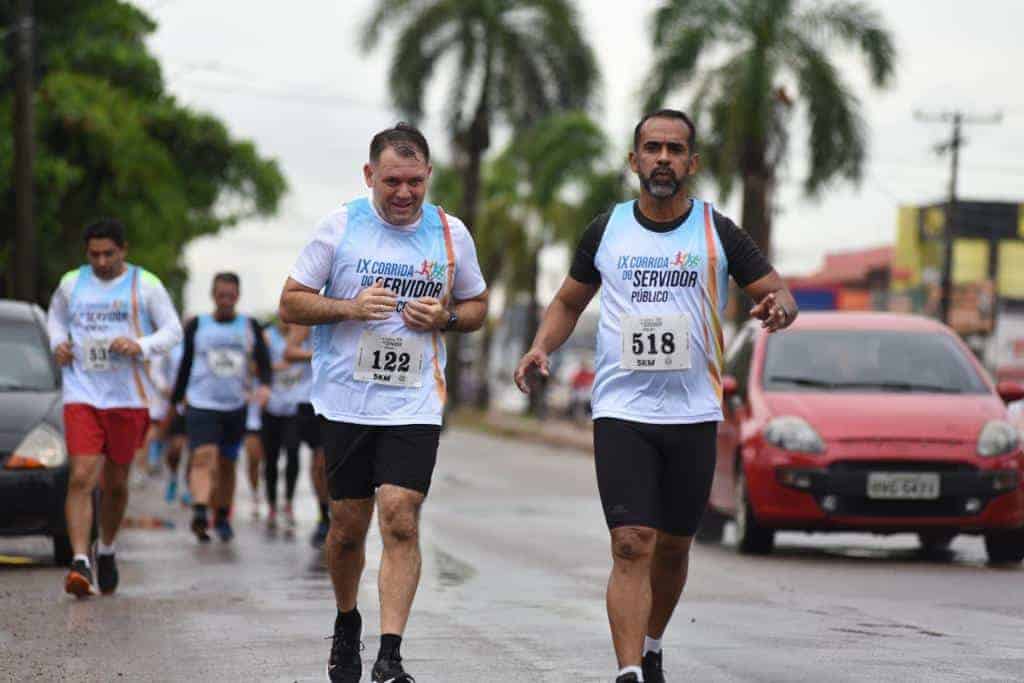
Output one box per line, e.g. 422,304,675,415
354,332,424,388
620,315,691,371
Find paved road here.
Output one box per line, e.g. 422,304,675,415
1,428,1023,682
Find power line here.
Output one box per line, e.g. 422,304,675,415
914,109,1003,324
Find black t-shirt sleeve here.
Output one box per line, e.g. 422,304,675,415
569,212,611,285
170,317,198,405
714,211,773,287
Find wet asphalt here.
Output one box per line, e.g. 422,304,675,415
1,428,1023,682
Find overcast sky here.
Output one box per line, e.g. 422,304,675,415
134,0,1024,316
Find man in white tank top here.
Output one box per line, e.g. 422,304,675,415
280,124,488,683
515,110,798,683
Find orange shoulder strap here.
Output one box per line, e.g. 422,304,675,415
436,206,457,304
129,267,151,403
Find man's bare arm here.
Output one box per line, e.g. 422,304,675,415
278,277,396,326
449,290,489,333
743,270,798,333
283,323,313,362
514,277,599,393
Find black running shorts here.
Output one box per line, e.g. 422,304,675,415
593,418,717,537
296,403,322,450
185,406,246,461
320,419,441,500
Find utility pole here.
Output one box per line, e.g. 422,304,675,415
12,0,36,302
914,110,1001,325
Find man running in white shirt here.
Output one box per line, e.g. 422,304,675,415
279,123,488,683
48,218,182,597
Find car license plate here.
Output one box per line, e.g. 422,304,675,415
866,472,940,500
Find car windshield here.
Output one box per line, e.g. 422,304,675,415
0,322,58,391
763,329,988,394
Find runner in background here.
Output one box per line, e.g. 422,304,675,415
161,341,189,504
48,218,182,597
170,272,271,543
243,375,266,520
284,324,330,547
262,319,303,531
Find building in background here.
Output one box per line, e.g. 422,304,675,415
892,200,1024,379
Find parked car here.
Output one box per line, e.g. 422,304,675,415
699,312,1024,564
0,299,73,565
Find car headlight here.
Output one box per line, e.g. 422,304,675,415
977,420,1020,457
9,424,67,468
764,416,825,454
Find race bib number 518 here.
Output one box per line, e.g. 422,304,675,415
620,315,691,371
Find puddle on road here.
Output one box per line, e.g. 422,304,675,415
431,546,476,588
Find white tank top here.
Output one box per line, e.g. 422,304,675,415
310,198,456,425
63,265,154,409
186,314,253,411
592,199,728,424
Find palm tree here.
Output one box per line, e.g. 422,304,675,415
361,0,598,407
503,112,628,414
643,0,896,259
361,0,599,237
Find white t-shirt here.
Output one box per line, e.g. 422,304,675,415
47,265,182,409
290,197,486,425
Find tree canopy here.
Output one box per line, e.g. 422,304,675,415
0,0,287,305
643,0,895,257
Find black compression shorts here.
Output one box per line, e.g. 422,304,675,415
593,418,717,537
321,419,440,500
296,403,322,450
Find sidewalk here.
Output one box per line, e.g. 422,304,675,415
451,409,593,454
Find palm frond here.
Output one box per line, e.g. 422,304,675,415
796,0,896,86
359,0,422,52
787,33,866,196
641,27,709,113
648,0,736,47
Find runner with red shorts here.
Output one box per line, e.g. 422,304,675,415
47,219,183,597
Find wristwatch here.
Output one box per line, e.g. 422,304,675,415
441,310,458,332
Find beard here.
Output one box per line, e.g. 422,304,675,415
640,169,682,199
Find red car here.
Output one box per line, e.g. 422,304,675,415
699,312,1024,564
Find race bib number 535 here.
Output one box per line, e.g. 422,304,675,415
620,315,691,371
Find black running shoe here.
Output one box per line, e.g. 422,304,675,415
214,518,234,542
311,520,329,549
64,559,95,598
615,674,640,683
643,650,665,683
96,553,119,595
191,515,211,543
327,626,362,682
372,654,415,683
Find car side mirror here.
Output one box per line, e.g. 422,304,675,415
996,380,1024,404
723,375,739,397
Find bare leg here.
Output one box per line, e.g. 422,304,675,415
244,433,263,500
312,447,328,505
66,455,104,556
327,498,375,611
188,445,217,505
607,526,657,668
98,460,132,545
212,453,237,512
648,532,693,639
165,435,185,475
376,485,425,636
